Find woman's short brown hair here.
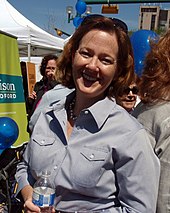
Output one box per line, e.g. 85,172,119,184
56,15,135,99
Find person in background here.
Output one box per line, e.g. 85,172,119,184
26,54,58,120
132,29,170,213
116,74,140,113
16,15,160,213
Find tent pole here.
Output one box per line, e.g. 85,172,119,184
28,28,31,62
28,43,31,62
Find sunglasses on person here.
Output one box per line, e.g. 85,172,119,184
81,14,128,34
123,86,139,95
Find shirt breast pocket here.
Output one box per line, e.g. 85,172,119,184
71,146,109,188
29,135,55,172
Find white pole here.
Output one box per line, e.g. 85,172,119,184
28,27,31,62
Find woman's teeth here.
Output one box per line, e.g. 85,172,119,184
83,72,97,82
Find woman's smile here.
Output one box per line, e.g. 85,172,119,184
82,70,99,82
72,29,118,100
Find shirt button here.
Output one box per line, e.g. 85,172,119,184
54,165,58,170
84,110,88,115
89,153,95,159
41,140,45,144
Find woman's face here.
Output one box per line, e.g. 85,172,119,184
72,29,118,100
45,59,57,80
116,82,138,112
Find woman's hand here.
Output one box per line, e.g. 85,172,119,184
24,201,56,213
21,185,40,213
28,91,37,100
21,185,56,213
24,199,40,213
24,200,56,213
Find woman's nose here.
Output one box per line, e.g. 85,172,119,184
47,70,54,75
87,56,99,70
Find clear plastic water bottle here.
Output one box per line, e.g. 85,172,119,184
32,171,55,213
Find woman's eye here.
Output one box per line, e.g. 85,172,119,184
101,58,112,65
79,51,90,58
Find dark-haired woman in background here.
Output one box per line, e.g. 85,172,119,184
26,54,58,123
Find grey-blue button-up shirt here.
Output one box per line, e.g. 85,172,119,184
16,93,160,213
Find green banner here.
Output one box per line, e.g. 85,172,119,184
0,74,25,103
0,31,29,149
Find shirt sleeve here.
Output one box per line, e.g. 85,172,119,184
15,142,35,195
115,129,160,213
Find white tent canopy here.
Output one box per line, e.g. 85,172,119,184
0,0,65,60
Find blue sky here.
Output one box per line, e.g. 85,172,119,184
8,0,170,38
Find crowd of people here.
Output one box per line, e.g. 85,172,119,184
13,14,170,213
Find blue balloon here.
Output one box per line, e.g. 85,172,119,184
75,0,87,15
73,16,83,28
131,30,159,76
0,117,19,149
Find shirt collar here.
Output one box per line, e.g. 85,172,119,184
46,91,117,129
88,97,116,129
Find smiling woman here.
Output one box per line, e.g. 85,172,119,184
15,15,160,213
116,73,140,113
71,29,118,104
